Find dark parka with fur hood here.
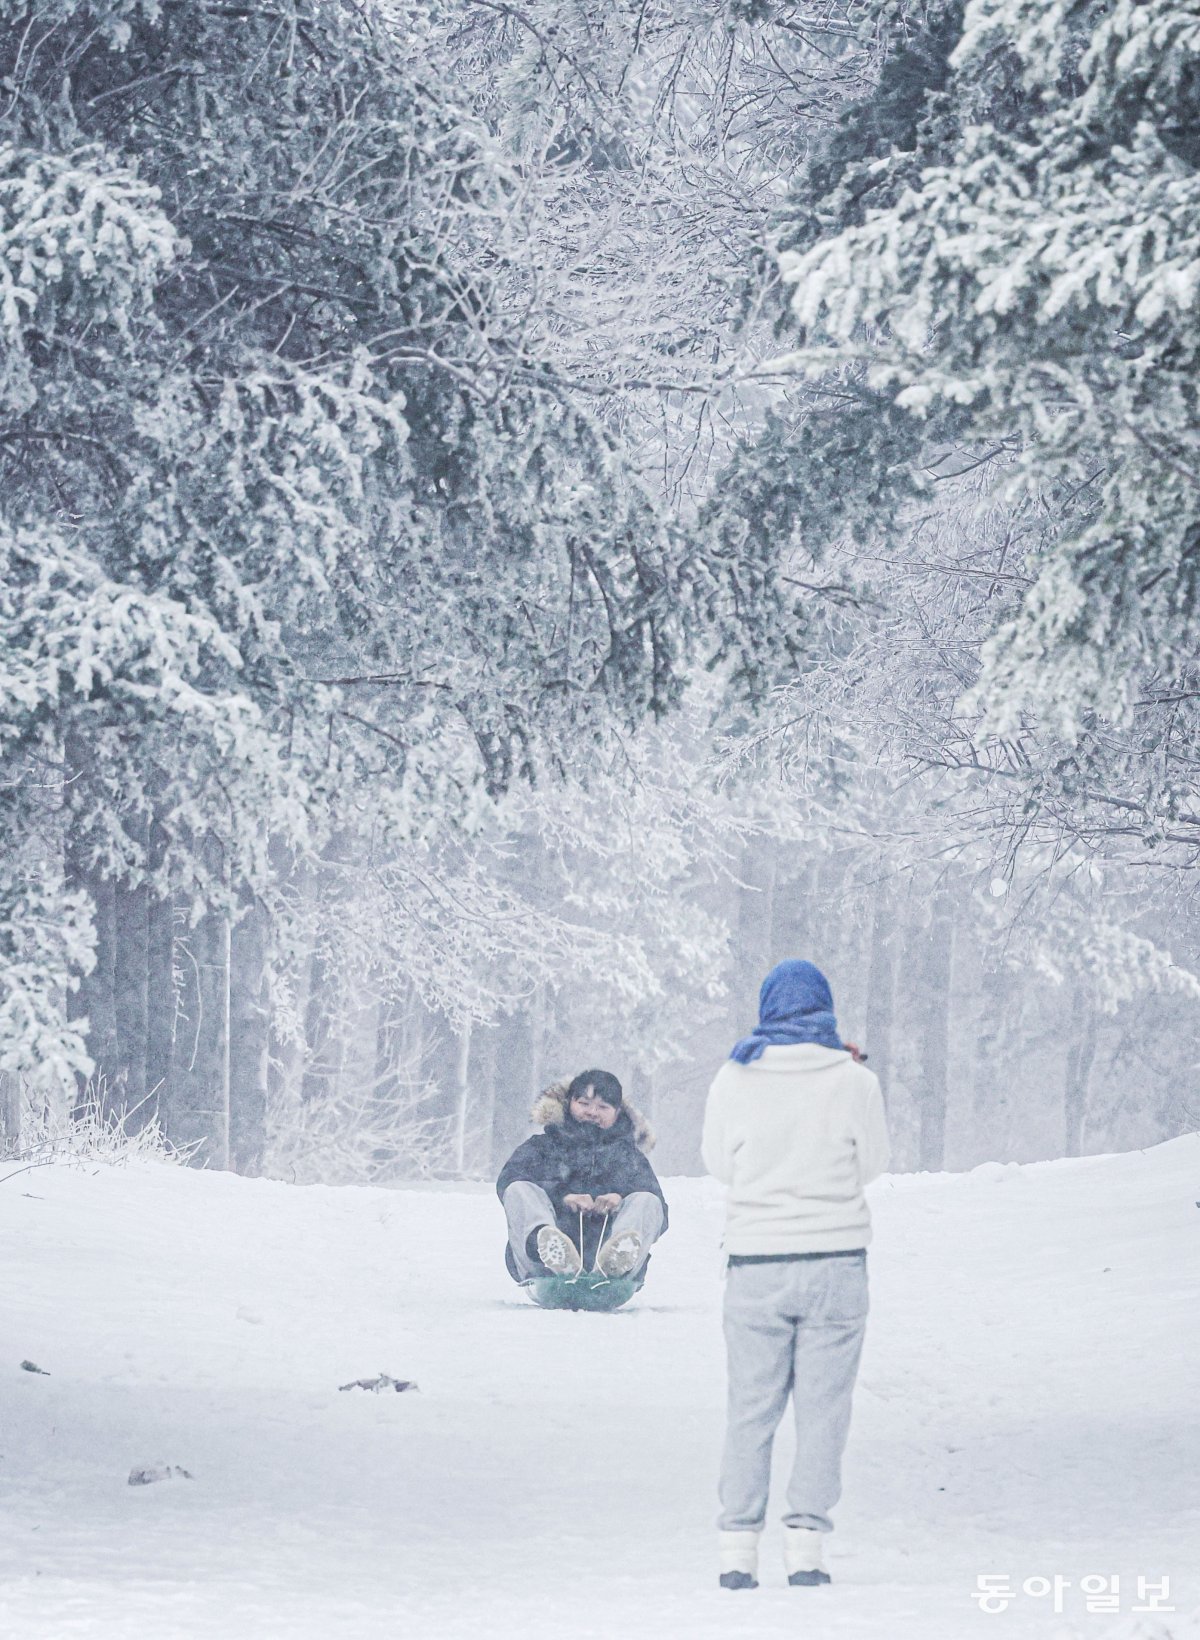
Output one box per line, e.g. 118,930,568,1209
496,1081,669,1276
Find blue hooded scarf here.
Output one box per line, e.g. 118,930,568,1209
730,959,844,1063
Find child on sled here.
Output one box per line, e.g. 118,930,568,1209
496,1069,668,1289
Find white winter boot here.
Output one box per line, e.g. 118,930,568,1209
536,1225,582,1276
783,1525,831,1586
597,1230,642,1278
718,1530,760,1591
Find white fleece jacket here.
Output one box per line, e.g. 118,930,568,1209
701,1044,890,1254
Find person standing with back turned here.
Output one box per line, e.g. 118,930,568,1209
701,959,890,1592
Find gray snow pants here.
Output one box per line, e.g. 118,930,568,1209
501,1181,664,1280
718,1252,868,1534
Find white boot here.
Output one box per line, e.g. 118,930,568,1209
783,1525,831,1586
536,1224,582,1276
718,1530,760,1591
597,1230,642,1278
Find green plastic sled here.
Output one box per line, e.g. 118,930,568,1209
526,1270,640,1312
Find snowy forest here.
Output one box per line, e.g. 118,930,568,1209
3,0,1199,1186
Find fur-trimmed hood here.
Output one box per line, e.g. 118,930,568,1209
531,1080,656,1153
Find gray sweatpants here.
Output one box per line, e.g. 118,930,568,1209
501,1181,664,1280
718,1253,868,1534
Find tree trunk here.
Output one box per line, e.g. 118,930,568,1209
627,1061,654,1125
864,875,896,1101
0,1070,21,1149
529,983,546,1105
145,889,177,1129
374,999,407,1104
165,898,231,1168
772,858,818,963
65,866,118,1113
739,838,777,964
300,949,343,1105
270,956,310,1123
143,813,176,1129
470,1025,498,1177
451,1020,472,1175
971,956,1018,1163
1063,982,1097,1158
917,888,954,1171
229,897,270,1176
112,868,149,1124
729,837,778,1039
832,858,873,1042
299,834,355,1108
490,1005,538,1173
62,741,156,1125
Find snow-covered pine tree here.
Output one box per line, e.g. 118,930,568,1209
0,0,808,1144
772,0,1200,775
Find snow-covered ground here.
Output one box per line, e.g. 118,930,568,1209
2,1138,1198,1640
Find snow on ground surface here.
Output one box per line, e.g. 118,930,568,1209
2,1138,1199,1640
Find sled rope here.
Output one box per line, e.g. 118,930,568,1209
567,1208,587,1284
564,1208,613,1285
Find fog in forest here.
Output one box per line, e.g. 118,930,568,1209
3,0,1198,1192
